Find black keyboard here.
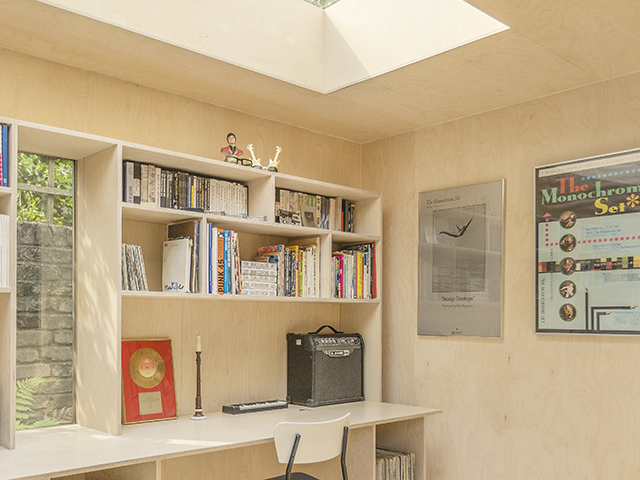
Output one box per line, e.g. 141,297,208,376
222,399,288,415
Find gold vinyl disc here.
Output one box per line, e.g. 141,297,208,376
129,348,166,389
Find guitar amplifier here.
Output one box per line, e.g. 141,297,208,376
287,325,364,407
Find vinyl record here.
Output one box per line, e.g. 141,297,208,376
128,347,166,389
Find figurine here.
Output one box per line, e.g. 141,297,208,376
267,146,282,173
247,144,264,169
221,133,243,164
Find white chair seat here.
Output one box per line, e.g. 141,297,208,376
265,413,351,480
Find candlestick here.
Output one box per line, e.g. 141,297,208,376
191,335,206,420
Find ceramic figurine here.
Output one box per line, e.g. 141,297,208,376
267,146,282,173
221,133,243,164
247,144,264,169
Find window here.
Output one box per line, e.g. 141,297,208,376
16,152,75,429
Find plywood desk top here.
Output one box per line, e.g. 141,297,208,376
0,402,441,480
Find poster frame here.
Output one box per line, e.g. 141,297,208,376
417,179,504,337
535,147,640,335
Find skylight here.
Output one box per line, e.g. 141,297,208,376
40,0,508,94
302,0,342,8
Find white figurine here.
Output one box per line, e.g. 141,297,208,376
247,144,264,170
267,146,282,173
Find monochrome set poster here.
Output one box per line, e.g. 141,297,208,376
418,180,504,337
536,149,640,334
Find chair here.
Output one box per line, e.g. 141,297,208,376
265,413,351,480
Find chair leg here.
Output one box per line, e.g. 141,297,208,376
340,426,349,480
285,434,301,480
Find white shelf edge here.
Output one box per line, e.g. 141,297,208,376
122,203,381,242
120,290,380,304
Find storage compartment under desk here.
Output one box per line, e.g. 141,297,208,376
52,462,156,480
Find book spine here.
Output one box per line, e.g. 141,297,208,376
241,288,277,296
140,164,148,204
241,274,278,283
208,223,213,294
241,260,277,271
0,125,4,188
217,229,225,294
1,124,7,187
133,162,141,204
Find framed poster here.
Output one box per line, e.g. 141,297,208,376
536,148,640,334
121,338,177,424
418,180,504,337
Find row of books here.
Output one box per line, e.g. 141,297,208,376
276,188,356,233
255,241,319,297
0,124,8,187
143,220,375,298
0,214,9,288
376,447,415,480
123,161,248,216
122,244,149,291
332,243,377,299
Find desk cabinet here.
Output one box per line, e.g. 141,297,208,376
3,402,441,480
0,120,442,479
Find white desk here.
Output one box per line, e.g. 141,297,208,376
0,402,441,480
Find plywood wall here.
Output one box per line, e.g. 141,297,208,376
0,46,362,419
363,72,640,479
0,47,361,188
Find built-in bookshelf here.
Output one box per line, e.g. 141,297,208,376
0,118,441,480
0,119,384,450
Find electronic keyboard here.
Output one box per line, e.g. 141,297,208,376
222,399,288,414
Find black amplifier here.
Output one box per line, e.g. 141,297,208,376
287,325,364,407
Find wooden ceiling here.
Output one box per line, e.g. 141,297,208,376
0,0,637,144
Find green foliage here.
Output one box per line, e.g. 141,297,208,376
16,377,61,430
17,153,48,187
17,190,46,224
17,153,73,226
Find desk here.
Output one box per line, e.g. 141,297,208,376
0,402,441,480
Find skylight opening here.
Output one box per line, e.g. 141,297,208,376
302,0,342,9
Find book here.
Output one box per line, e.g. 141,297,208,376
168,220,200,294
133,162,141,204
257,244,285,296
1,124,7,187
208,224,219,294
217,229,225,294
162,238,192,292
287,237,320,297
123,161,134,203
0,214,9,288
0,125,3,186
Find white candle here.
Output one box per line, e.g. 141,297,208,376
196,334,202,352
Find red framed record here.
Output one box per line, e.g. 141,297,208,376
122,338,177,424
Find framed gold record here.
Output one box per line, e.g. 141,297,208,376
122,339,176,424
128,347,165,389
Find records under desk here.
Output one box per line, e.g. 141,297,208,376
376,447,415,480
